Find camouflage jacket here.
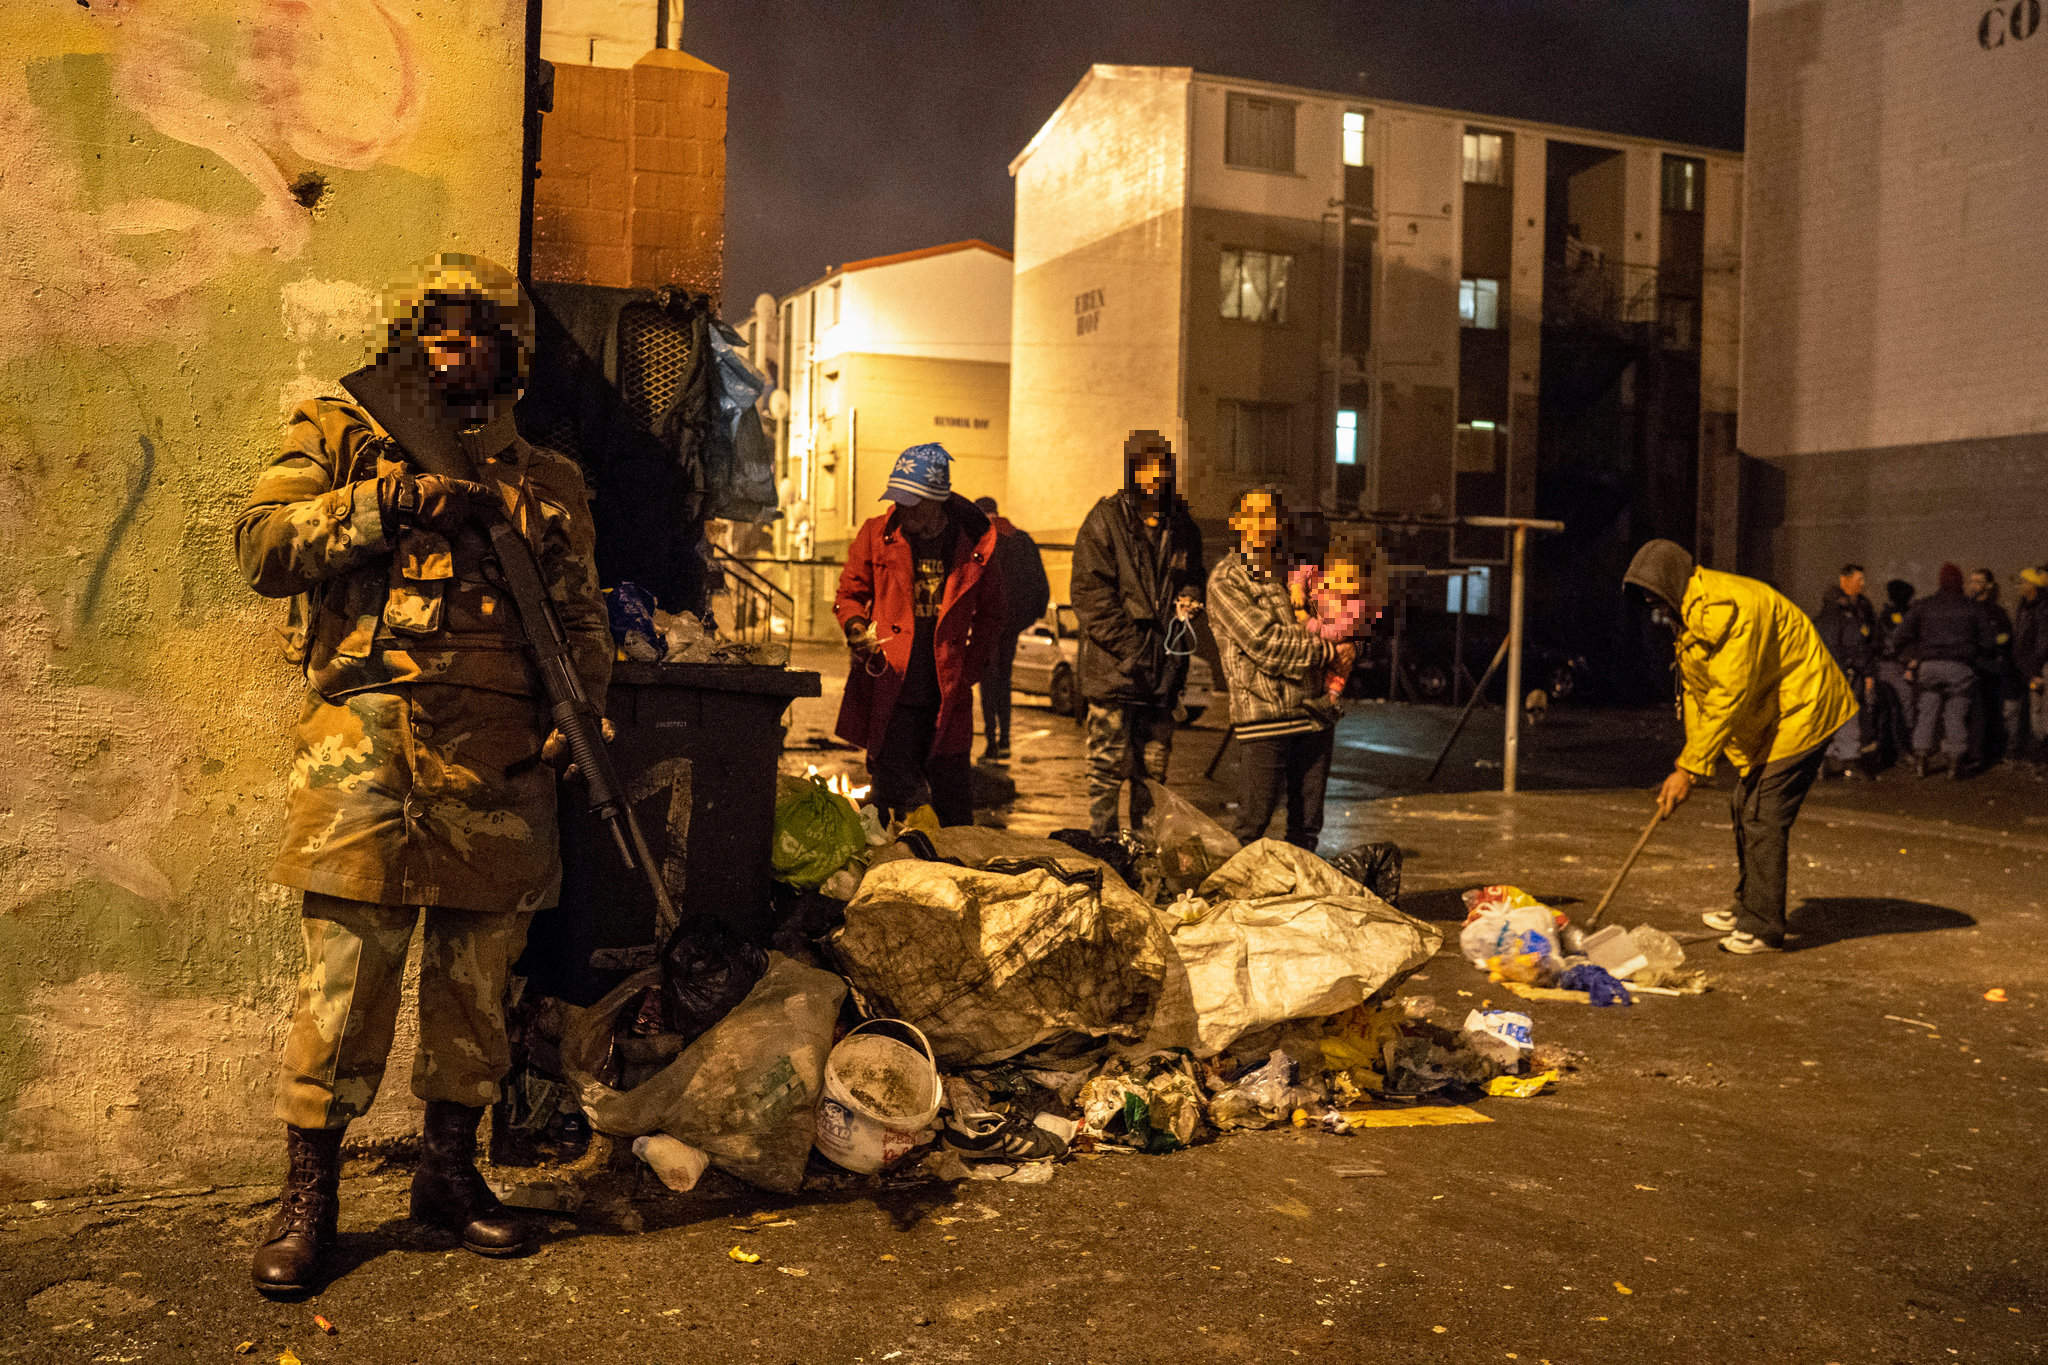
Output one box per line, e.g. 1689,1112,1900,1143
235,397,612,707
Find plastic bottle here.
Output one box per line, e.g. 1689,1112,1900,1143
631,1134,710,1192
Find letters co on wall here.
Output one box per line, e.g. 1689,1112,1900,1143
1981,0,2041,47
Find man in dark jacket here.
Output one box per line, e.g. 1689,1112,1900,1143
1967,568,2019,765
972,497,1051,762
1891,562,1995,777
1814,564,1878,777
2014,567,2048,761
1875,578,1917,763
1070,431,1206,839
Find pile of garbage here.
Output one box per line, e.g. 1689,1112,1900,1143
497,778,1581,1198
1459,884,1709,1005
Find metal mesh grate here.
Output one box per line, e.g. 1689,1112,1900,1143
617,302,693,433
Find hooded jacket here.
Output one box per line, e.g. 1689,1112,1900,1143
833,494,1005,757
1891,586,1995,666
988,514,1052,640
1070,454,1206,706
1625,542,1857,776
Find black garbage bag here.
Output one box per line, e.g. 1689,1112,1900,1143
660,925,769,1048
1047,828,1143,892
1326,840,1403,904
766,883,850,970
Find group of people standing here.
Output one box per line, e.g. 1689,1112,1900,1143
1815,561,2048,779
832,434,1380,853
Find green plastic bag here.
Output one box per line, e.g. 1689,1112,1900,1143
771,775,865,889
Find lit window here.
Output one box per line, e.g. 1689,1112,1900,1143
1458,277,1501,329
1335,409,1359,466
1226,92,1297,172
1342,111,1368,168
1221,400,1293,476
1221,248,1292,323
1661,156,1704,213
1462,131,1506,186
1447,567,1492,615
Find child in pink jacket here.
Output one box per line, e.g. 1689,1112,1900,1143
1289,529,1385,701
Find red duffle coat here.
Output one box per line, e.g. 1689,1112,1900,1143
833,496,1005,757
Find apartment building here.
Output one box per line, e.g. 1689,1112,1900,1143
752,240,1013,559
1008,66,1742,595
1739,0,2048,593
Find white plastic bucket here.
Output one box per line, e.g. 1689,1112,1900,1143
813,1019,942,1174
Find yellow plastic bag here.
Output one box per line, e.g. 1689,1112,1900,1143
1486,1069,1559,1098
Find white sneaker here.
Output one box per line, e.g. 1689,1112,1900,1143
1719,931,1780,955
1700,910,1737,932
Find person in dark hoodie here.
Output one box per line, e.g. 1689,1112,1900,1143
2015,567,2048,761
834,444,1005,825
1070,430,1206,840
1891,562,1994,777
1814,564,1878,778
1875,578,1918,764
1623,540,1855,953
1966,567,2019,765
971,496,1051,763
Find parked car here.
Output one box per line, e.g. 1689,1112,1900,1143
1012,605,1213,724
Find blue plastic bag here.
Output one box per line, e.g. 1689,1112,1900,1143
1558,963,1633,1007
606,581,665,662
704,322,778,523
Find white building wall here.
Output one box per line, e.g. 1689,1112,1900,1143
1008,66,1192,537
813,248,1012,367
1741,0,2048,459
540,0,678,67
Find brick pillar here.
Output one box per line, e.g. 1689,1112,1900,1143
532,49,726,300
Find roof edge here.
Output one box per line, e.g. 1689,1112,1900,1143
1008,64,1195,175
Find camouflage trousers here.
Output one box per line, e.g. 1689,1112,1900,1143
275,891,531,1130
1085,702,1175,837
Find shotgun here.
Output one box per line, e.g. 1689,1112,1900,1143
341,356,677,928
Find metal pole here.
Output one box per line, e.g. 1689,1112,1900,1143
1451,571,1467,707
1503,523,1528,794
1424,634,1511,784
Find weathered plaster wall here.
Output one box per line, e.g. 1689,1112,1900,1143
0,0,527,1200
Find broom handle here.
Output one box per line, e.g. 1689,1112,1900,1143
1586,808,1664,929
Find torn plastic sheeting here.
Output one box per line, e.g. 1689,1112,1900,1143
1138,779,1242,895
830,828,1173,1066
1144,840,1441,1058
560,954,846,1194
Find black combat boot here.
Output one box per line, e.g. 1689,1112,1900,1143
251,1124,345,1296
410,1101,527,1256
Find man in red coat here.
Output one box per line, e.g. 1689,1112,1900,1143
835,443,1005,825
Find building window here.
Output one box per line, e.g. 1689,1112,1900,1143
1221,400,1293,477
1335,408,1359,466
1225,92,1297,173
1446,567,1492,615
1221,248,1291,323
1458,277,1501,329
1661,155,1704,213
1462,130,1506,186
1342,110,1369,168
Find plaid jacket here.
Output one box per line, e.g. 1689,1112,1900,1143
1207,551,1337,736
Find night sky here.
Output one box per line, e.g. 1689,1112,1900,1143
683,1,1750,317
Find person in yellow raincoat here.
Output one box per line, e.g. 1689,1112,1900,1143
1624,540,1857,954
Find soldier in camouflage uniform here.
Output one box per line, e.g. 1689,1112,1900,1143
236,255,612,1295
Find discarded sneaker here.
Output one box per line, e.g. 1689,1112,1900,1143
1718,931,1780,955
1700,909,1737,932
942,1110,1070,1163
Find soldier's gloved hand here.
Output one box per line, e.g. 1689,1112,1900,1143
543,717,618,780
379,473,494,535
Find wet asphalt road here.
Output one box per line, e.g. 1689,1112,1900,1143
6,654,2045,1363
